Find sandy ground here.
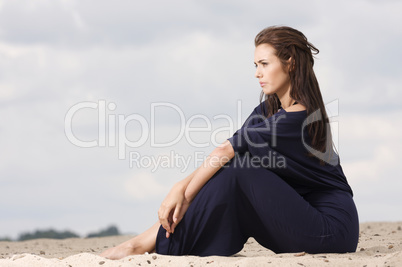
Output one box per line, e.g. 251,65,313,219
0,222,401,266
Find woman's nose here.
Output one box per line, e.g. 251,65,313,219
255,67,262,78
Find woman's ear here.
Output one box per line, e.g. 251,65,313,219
288,57,294,72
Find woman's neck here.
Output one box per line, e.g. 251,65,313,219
276,87,295,109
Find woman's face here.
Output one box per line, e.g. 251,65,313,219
254,44,291,96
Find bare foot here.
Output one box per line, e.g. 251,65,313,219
100,242,136,260
100,222,159,260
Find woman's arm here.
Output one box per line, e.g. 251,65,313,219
170,139,235,194
184,140,235,202
158,140,235,237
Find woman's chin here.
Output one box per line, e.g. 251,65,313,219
262,89,274,95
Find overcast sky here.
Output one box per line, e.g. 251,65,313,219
1,0,401,239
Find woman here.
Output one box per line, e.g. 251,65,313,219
101,26,359,259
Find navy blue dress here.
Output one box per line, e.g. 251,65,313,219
155,103,359,256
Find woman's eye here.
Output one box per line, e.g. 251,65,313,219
254,62,268,68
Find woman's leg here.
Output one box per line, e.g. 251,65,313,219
103,154,358,258
155,157,249,256
232,157,359,254
100,221,160,260
155,154,358,255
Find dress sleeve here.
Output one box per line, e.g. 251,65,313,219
227,103,267,154
228,109,292,157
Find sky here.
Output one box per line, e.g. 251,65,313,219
0,0,401,239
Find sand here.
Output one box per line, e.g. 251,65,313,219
0,222,401,267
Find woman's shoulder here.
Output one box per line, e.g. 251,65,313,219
252,102,267,115
252,102,307,116
282,103,307,113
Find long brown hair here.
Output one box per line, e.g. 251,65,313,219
255,26,333,163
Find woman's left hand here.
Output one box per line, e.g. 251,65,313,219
167,198,190,238
158,182,191,238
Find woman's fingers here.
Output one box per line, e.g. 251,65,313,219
158,184,187,238
173,204,181,224
171,220,179,234
158,204,172,233
161,218,171,233
170,204,182,234
160,204,182,237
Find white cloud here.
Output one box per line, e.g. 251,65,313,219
124,171,168,200
339,110,402,221
343,144,399,183
340,111,402,180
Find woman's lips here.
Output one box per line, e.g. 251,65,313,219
259,82,266,87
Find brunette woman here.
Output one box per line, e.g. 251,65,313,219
101,25,359,259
